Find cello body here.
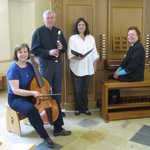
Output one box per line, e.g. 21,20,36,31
29,77,59,124
29,54,59,124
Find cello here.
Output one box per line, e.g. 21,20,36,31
29,54,59,124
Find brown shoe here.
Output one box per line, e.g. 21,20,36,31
53,129,71,136
44,137,55,148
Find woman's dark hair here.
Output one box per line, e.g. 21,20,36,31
73,17,90,36
14,43,30,61
128,26,141,41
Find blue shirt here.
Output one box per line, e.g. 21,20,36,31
7,62,34,95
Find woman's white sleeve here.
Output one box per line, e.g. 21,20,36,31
92,37,100,62
67,37,74,60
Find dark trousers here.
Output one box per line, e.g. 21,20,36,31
71,71,91,112
108,89,120,104
8,95,49,139
40,61,64,132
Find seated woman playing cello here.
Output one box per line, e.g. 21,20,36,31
7,43,55,148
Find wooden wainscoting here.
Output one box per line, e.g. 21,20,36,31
51,0,150,110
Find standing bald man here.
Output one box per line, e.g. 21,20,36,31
31,10,71,139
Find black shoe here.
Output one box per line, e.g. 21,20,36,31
44,137,55,148
84,110,92,115
74,110,80,116
62,112,66,117
53,128,71,137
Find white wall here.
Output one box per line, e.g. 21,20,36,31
9,0,35,54
0,0,51,73
0,0,11,61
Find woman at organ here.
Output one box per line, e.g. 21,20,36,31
113,26,145,81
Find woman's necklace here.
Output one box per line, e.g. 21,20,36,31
80,34,85,41
16,62,29,78
16,61,27,68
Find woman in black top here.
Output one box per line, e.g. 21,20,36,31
109,26,145,104
113,26,145,82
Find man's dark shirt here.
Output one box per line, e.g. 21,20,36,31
31,25,67,67
119,41,145,81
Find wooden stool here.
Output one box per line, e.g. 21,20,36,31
29,144,36,150
6,106,27,136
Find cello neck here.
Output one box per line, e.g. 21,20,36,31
30,54,44,88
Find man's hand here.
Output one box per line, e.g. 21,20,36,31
57,41,63,50
49,49,59,57
113,71,120,79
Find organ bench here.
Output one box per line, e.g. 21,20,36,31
101,78,150,122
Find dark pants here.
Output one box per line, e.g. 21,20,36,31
71,71,91,112
40,61,64,132
8,95,49,139
108,89,120,104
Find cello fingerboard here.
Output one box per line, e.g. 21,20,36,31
30,54,44,88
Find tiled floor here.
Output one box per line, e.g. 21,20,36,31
1,91,150,150
130,125,150,147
